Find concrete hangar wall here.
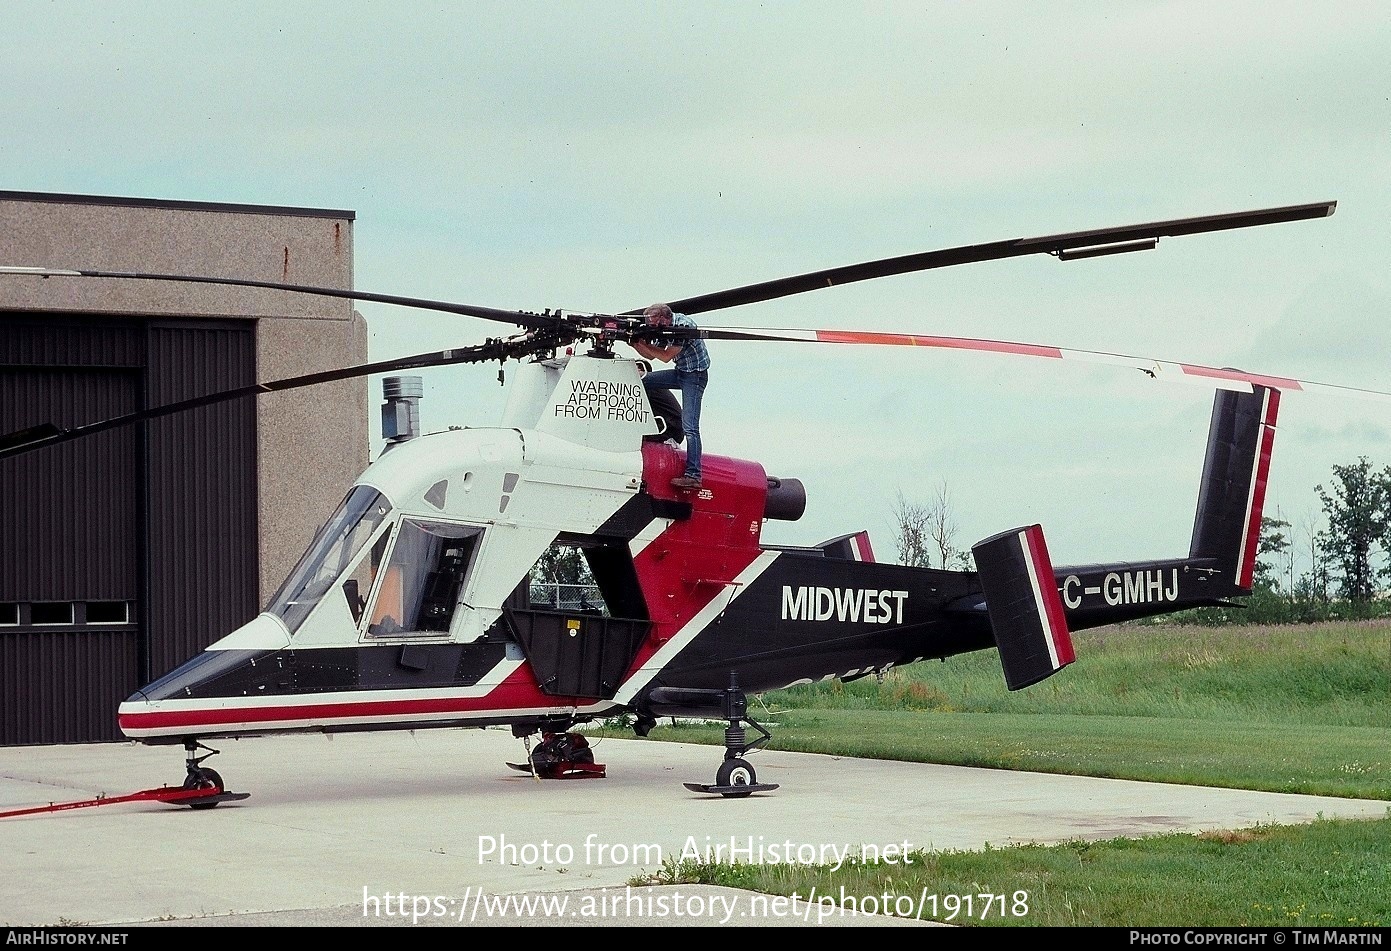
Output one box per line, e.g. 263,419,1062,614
0,191,369,744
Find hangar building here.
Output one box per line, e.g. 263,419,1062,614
0,191,369,744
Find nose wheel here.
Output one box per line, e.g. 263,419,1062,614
179,740,251,809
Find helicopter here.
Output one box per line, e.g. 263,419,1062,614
0,199,1360,803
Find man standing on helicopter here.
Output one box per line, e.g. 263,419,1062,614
631,302,710,490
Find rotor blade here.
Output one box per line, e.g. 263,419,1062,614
693,324,1391,405
0,335,551,461
631,201,1336,316
0,266,561,332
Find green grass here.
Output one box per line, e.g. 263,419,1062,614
597,619,1391,925
770,619,1391,727
632,710,1391,799
637,817,1391,927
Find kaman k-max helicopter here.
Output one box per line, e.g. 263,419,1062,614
2,199,1371,804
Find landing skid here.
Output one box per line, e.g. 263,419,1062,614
185,789,253,806
683,780,779,797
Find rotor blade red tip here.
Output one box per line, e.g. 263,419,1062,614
815,329,1063,358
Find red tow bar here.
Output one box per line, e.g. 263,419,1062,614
0,784,248,819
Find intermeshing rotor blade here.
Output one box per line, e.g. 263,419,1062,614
0,267,561,331
0,337,546,460
693,324,1391,404
628,201,1336,316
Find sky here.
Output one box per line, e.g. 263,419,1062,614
3,2,1389,579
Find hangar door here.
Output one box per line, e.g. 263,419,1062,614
0,315,257,744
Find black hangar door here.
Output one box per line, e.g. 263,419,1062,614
0,315,258,744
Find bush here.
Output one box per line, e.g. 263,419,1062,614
1137,590,1391,627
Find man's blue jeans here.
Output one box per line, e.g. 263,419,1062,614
644,368,707,479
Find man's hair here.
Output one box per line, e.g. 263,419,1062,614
643,303,674,324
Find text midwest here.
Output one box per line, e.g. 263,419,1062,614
781,587,909,624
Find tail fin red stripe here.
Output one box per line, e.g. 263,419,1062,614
853,532,875,562
1238,389,1281,589
1023,525,1075,666
1180,364,1303,391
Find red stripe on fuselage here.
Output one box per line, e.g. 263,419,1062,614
118,664,569,733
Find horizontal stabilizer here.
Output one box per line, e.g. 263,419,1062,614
972,524,1075,690
815,530,875,562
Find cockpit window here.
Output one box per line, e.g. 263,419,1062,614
268,486,393,634
342,531,391,625
365,519,482,638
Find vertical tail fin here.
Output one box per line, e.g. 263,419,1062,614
1189,383,1280,593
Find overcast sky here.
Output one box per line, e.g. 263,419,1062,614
4,2,1389,576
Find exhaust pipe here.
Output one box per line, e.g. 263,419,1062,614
381,375,423,450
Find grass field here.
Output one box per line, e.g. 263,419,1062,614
597,619,1391,926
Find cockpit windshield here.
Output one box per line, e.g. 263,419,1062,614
267,486,393,634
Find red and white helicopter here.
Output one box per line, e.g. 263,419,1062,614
0,200,1360,803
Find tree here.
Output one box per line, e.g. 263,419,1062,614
893,480,962,569
531,543,592,586
892,490,931,567
1295,509,1330,604
1254,515,1291,594
1315,457,1391,602
926,479,961,570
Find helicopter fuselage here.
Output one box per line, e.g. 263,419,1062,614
117,353,1276,745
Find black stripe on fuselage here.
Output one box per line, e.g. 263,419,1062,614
135,641,512,701
594,491,689,540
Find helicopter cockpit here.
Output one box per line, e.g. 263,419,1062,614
267,484,487,644
360,518,481,637
268,485,393,635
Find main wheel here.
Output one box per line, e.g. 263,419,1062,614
716,757,755,797
183,767,224,810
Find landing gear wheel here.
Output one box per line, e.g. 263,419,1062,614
183,767,224,810
507,732,607,779
679,672,780,797
174,739,250,809
716,758,755,798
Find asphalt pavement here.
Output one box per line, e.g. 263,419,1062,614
1,726,1386,928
